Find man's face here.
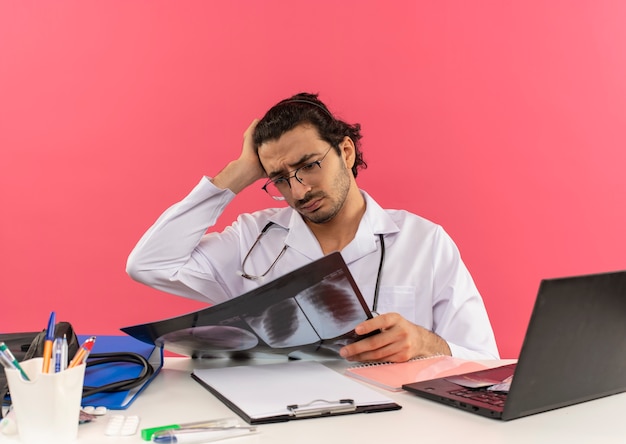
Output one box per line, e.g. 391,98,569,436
258,124,353,225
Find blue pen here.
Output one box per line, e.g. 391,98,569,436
42,311,56,373
53,338,64,372
61,334,68,371
0,342,30,381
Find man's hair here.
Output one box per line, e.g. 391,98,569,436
253,92,366,177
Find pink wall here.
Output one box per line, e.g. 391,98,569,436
1,1,625,358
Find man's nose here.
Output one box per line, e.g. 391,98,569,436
289,178,311,200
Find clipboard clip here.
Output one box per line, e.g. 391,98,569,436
287,399,356,418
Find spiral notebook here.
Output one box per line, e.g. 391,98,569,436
345,355,488,392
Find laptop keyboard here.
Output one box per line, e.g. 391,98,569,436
448,388,507,407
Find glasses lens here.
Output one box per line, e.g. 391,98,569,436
263,181,286,200
294,162,322,185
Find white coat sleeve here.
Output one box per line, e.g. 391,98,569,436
126,177,238,304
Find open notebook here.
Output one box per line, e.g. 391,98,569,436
345,355,488,392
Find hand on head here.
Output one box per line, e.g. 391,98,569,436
211,119,266,194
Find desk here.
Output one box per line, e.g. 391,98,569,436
2,357,625,444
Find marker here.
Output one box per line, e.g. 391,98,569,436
141,418,240,441
0,342,30,381
0,348,15,370
42,311,56,373
151,426,257,443
68,336,96,368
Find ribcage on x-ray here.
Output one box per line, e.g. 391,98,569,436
243,272,366,347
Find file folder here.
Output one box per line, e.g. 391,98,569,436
191,360,401,424
79,335,163,409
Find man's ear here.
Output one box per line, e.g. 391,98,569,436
339,136,356,170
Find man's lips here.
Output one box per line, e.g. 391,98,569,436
298,196,323,212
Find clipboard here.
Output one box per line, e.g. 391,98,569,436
191,360,401,424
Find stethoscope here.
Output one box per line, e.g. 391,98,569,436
240,221,386,314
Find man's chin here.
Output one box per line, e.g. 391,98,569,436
300,209,337,225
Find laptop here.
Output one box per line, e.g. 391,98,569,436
403,270,626,420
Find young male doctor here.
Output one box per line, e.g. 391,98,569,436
126,92,499,362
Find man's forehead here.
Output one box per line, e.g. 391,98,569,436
259,125,324,157
260,123,321,146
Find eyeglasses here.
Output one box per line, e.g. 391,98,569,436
262,147,333,201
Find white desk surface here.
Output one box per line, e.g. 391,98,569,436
2,356,624,444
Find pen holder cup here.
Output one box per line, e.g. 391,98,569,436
4,357,86,444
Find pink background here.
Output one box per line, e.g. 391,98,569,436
1,1,625,358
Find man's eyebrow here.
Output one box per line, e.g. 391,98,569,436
267,153,317,178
